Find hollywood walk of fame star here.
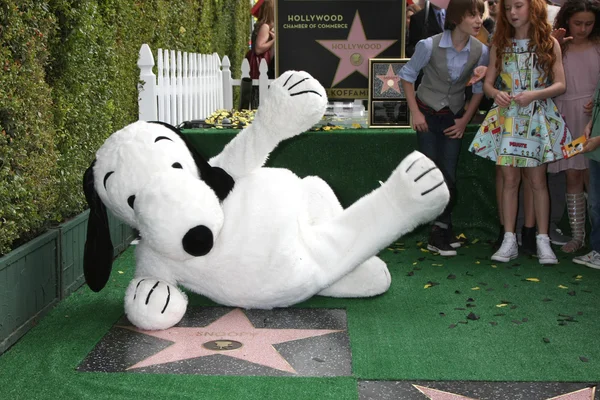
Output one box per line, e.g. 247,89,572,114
316,11,397,87
118,308,341,374
376,64,402,95
413,384,596,400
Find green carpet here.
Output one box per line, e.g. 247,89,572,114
1,239,599,399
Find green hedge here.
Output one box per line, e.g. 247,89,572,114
0,0,251,255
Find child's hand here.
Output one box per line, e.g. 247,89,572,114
551,28,573,45
494,91,512,107
584,99,593,115
412,111,428,132
467,66,487,86
444,116,468,139
513,91,536,107
582,136,600,153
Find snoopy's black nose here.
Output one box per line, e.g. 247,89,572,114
182,225,213,256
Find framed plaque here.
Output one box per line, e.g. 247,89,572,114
368,58,411,128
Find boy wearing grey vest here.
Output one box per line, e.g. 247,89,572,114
400,0,489,256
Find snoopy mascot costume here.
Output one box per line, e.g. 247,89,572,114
83,71,449,330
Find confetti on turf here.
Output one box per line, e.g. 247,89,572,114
417,242,423,247
439,312,446,317
580,356,589,362
118,271,124,274
407,271,414,277
489,321,498,326
467,312,480,321
447,274,456,280
543,338,550,343
471,287,480,290
496,303,508,308
568,291,576,296
420,248,430,253
432,263,443,267
512,320,522,325
558,285,569,289
449,324,457,329
575,275,583,280
471,238,479,244
526,278,540,282
475,261,480,264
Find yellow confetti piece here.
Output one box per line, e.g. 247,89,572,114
575,275,583,279
424,283,432,289
118,271,124,274
475,261,480,264
413,262,418,265
432,264,443,267
526,278,540,282
420,248,430,253
472,287,480,290
558,285,569,289
471,238,479,244
416,241,423,247
496,303,508,308
491,264,497,268
457,233,467,239
387,248,394,251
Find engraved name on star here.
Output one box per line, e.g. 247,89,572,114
316,11,397,86
376,64,402,95
118,308,341,374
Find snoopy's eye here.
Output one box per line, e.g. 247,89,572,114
128,195,136,210
172,162,183,169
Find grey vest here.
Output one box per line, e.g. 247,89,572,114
417,33,483,114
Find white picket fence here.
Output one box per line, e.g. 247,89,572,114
137,44,271,126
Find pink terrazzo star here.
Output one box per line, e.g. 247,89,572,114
413,385,596,400
118,308,341,373
317,11,396,86
376,64,402,95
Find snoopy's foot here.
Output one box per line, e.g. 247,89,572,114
124,277,188,330
318,256,391,298
384,151,449,226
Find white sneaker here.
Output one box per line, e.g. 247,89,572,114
573,250,600,269
536,234,558,264
491,232,518,262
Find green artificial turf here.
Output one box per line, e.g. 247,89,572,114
1,238,599,400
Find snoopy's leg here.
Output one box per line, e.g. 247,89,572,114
301,176,392,297
302,151,449,290
124,277,188,330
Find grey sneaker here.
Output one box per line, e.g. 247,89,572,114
549,224,570,246
491,232,518,262
536,234,558,265
573,250,600,269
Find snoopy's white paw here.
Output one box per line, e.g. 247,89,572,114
124,277,187,330
385,151,449,225
255,70,327,139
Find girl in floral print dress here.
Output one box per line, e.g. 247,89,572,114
469,0,572,264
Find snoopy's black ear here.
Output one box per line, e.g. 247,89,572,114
149,121,235,201
83,160,114,292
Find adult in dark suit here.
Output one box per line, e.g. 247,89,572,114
405,1,444,58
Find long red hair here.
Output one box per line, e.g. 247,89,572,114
492,0,556,81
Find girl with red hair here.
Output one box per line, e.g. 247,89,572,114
469,0,572,264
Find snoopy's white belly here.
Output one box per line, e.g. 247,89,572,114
177,168,322,307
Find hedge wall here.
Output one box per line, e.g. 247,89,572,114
0,0,251,255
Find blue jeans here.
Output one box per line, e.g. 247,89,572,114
589,159,600,252
417,106,463,227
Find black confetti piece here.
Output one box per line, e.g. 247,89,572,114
559,321,567,326
580,356,589,363
494,313,506,317
489,321,498,326
455,290,462,294
568,291,576,296
449,324,457,329
510,305,518,310
447,274,456,280
439,312,446,317
466,271,474,277
512,263,521,267
467,312,480,321
512,320,522,325
418,257,425,261
542,298,552,302
467,303,476,308
466,297,475,302
500,299,512,304
543,338,550,343
407,271,414,277
582,289,592,293
313,357,324,362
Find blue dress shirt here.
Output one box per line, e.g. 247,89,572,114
399,30,489,94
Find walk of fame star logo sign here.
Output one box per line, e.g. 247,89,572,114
275,0,404,99
77,307,351,376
